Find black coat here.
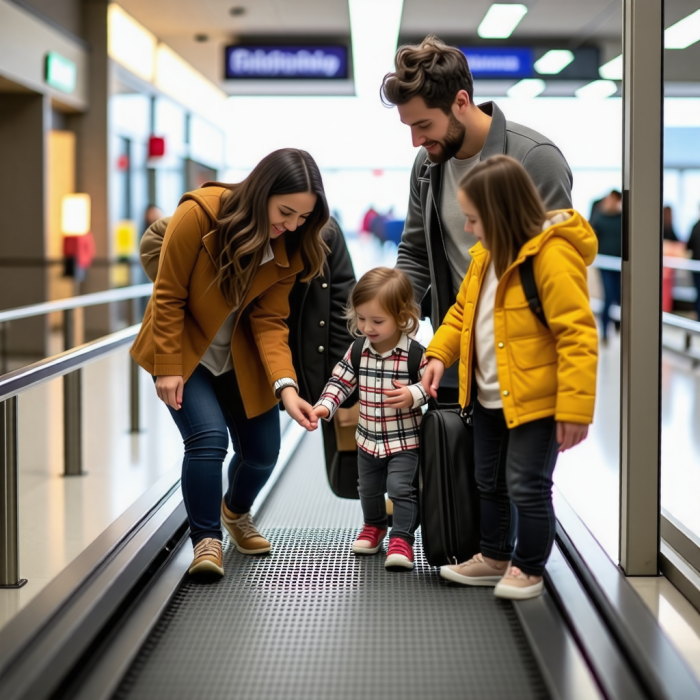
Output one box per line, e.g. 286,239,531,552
288,218,356,403
287,218,357,480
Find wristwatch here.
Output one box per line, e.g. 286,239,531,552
274,378,299,398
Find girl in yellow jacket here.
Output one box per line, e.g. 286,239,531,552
422,155,598,600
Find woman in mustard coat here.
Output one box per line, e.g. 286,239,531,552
131,149,329,578
423,155,598,600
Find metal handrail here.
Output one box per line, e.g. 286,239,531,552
593,253,700,273
0,324,145,588
0,325,140,403
0,284,152,324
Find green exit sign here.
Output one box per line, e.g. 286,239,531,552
45,52,77,94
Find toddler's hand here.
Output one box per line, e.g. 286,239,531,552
312,405,330,421
384,380,414,409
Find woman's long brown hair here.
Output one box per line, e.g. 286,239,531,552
212,148,330,309
459,155,547,278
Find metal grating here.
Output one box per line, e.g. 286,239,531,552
114,431,549,700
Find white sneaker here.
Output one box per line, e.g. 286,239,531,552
493,566,544,600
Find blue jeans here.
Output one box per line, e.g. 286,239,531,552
163,365,280,545
357,449,420,545
473,402,559,576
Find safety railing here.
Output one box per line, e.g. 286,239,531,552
0,325,145,588
0,285,153,475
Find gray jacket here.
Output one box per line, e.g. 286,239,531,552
396,101,573,329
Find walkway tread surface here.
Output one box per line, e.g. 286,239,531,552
113,431,548,700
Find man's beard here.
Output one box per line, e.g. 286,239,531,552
426,114,466,164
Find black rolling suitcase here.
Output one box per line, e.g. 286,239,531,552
419,405,480,566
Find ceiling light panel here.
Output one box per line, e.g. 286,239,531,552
507,78,546,98
534,50,574,75
575,79,618,99
665,9,700,50
477,4,528,40
599,55,622,81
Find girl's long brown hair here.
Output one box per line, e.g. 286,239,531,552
459,155,547,278
212,148,329,309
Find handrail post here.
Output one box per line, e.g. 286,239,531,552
130,359,140,433
63,308,74,351
0,396,27,588
63,369,83,476
0,322,7,376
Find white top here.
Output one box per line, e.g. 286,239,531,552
200,243,275,376
440,151,482,294
474,261,502,409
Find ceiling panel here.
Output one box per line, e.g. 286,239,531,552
116,0,350,40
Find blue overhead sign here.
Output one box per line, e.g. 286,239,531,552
225,46,348,80
460,47,534,78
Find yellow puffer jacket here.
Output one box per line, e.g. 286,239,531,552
426,210,598,427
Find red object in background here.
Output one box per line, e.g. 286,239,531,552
63,232,96,269
662,267,674,312
148,135,166,158
372,169,384,177
116,154,129,170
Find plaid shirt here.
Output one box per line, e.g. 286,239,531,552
316,334,430,457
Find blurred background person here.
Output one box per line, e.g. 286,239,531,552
590,190,622,344
663,205,679,242
686,204,700,319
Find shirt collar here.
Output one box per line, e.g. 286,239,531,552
364,332,411,358
260,242,274,266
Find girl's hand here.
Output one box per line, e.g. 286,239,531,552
421,359,445,399
312,405,330,421
556,422,589,452
384,380,414,409
155,375,184,410
281,387,318,431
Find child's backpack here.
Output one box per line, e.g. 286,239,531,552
328,336,424,500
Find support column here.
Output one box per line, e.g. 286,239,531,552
619,0,663,575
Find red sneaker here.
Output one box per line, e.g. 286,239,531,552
352,524,387,554
385,537,415,570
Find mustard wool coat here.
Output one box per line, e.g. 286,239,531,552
426,210,599,428
130,185,305,419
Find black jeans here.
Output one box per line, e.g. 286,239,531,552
162,365,280,545
473,401,559,576
357,449,420,545
600,269,621,340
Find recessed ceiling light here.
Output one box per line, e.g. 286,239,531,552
665,9,700,49
599,55,622,80
194,34,209,43
507,78,546,98
534,50,574,75
477,4,528,40
575,79,618,99
229,6,246,17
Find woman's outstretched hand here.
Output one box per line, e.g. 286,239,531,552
281,387,318,431
556,422,589,452
155,375,184,410
421,359,446,399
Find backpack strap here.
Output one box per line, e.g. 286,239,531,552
407,339,425,385
519,256,549,330
349,337,365,377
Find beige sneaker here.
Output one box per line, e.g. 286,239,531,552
221,501,271,554
189,537,224,577
440,553,509,586
494,566,544,600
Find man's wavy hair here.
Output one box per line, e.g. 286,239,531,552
346,267,420,338
381,35,474,113
212,148,329,309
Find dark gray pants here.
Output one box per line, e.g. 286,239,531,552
357,449,420,545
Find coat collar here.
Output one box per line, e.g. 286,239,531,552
478,101,507,160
